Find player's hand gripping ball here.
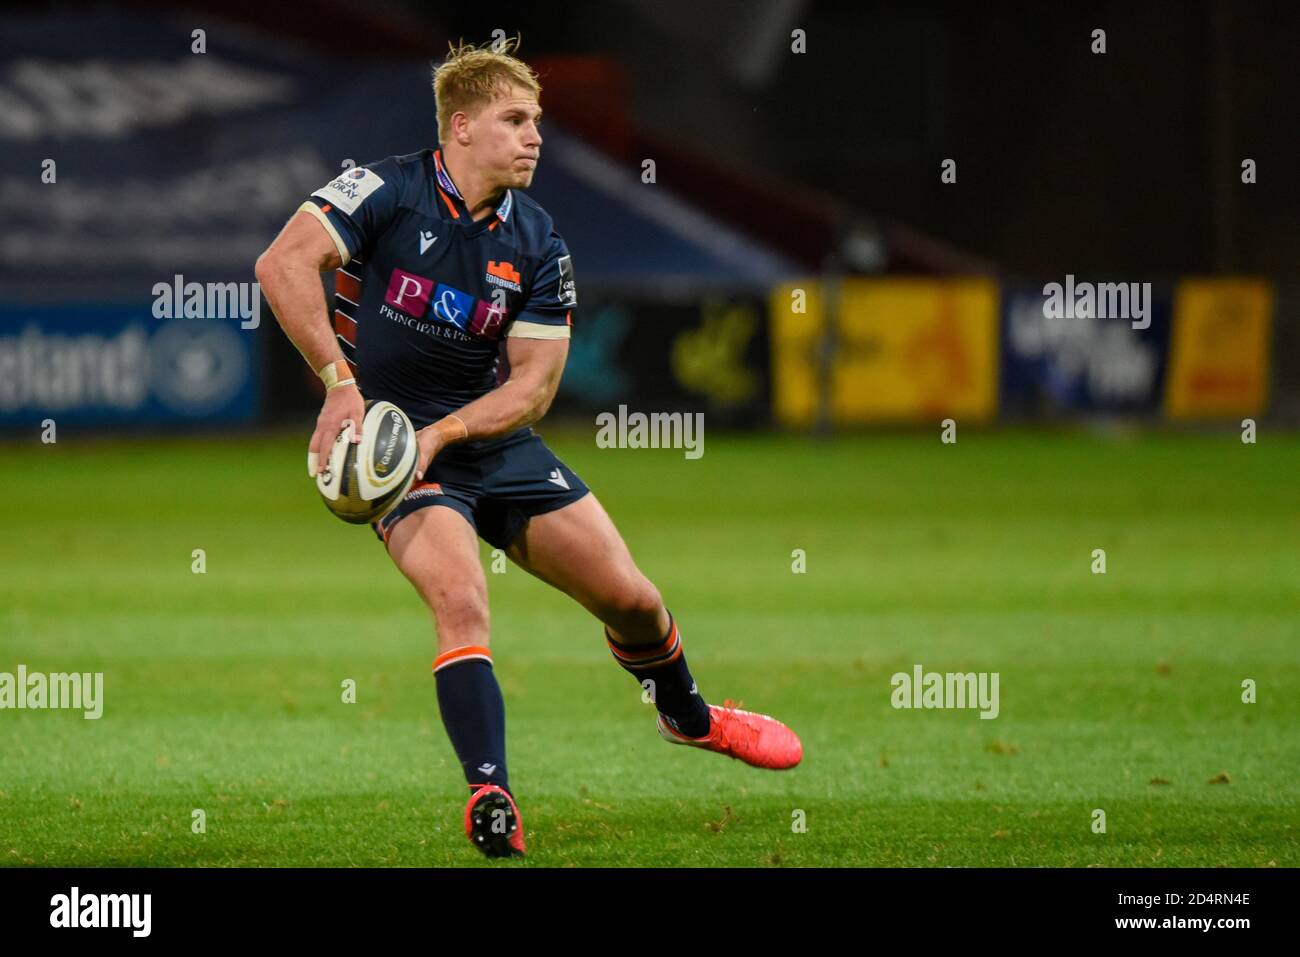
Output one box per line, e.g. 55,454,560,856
315,400,418,524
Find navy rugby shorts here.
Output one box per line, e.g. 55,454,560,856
372,427,589,550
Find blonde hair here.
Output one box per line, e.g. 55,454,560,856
431,36,541,144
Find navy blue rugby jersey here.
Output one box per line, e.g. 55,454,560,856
298,148,575,438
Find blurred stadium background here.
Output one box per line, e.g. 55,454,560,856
1,0,1296,867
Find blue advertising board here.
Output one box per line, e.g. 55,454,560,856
0,306,258,426
1000,279,1174,415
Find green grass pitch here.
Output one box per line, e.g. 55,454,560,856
1,428,1296,867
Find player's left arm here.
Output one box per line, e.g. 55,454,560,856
413,335,568,480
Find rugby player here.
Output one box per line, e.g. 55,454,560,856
255,37,802,859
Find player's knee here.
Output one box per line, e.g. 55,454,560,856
429,592,491,646
602,576,663,629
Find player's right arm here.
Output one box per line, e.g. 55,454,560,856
259,160,404,473
255,209,364,475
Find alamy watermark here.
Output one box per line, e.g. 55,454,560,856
0,665,103,719
595,404,704,459
890,664,999,719
1042,274,1151,330
152,274,260,329
50,887,150,937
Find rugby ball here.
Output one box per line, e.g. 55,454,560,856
316,400,418,524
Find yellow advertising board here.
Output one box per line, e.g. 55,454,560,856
770,279,999,426
769,281,824,427
1165,279,1273,419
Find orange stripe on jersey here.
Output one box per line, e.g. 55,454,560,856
320,203,333,214
335,271,361,302
438,187,460,218
565,310,572,326
333,311,355,345
488,220,499,231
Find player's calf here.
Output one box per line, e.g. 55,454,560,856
606,610,711,739
434,645,512,795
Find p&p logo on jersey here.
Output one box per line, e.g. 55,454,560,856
383,265,509,338
383,268,434,317
432,284,475,331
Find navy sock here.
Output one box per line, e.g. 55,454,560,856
433,646,510,796
606,611,711,738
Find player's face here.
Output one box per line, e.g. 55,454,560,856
468,85,543,189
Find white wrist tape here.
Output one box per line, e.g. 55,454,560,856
318,359,355,392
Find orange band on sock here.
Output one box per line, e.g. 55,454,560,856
606,619,681,667
432,645,493,673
